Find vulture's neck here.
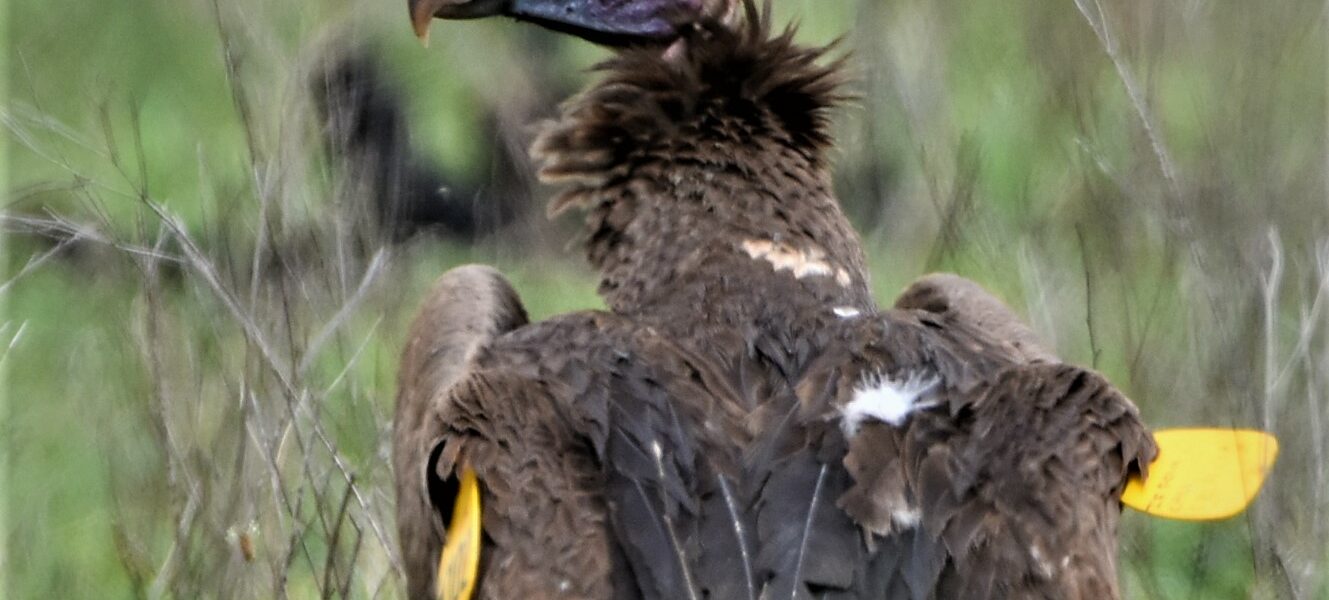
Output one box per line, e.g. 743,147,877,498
534,22,873,344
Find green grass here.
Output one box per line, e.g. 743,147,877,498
5,0,1329,598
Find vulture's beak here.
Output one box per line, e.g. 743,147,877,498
410,0,703,46
410,0,505,42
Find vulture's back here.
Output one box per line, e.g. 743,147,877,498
395,5,1155,599
403,294,1154,599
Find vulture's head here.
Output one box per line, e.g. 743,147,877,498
409,0,721,46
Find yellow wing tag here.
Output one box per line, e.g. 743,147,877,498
1122,428,1278,521
436,466,482,600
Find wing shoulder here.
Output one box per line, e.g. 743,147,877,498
914,363,1156,599
785,277,1155,599
425,309,753,599
393,264,529,599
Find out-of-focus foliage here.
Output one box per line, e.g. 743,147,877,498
4,0,1327,598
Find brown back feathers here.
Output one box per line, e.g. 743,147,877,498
395,4,1156,599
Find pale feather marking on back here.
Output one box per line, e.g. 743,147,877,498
891,505,921,529
740,239,846,285
832,306,861,318
841,372,940,435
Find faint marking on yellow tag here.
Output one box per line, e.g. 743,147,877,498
436,466,481,600
1122,428,1278,521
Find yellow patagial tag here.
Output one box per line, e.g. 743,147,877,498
436,466,482,600
1122,428,1278,521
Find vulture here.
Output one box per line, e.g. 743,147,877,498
394,2,1159,599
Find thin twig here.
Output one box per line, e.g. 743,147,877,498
321,478,357,599
1070,0,1182,199
147,481,203,600
298,248,389,376
1076,225,1102,369
1260,229,1285,431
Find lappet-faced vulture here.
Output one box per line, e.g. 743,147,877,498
393,2,1170,598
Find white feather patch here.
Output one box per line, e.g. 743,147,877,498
1030,544,1056,579
841,372,940,435
832,306,861,319
891,506,921,529
741,239,844,284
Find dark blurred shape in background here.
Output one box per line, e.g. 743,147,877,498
315,49,526,242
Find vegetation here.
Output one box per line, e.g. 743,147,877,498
4,0,1326,597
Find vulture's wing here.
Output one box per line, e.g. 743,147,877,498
741,277,1155,599
394,265,529,600
893,272,1056,364
738,309,1012,599
399,267,1155,599
420,307,756,599
915,362,1155,599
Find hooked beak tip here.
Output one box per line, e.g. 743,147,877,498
411,3,435,44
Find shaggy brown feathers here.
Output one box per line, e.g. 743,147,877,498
531,11,867,325
395,4,1155,599
535,12,845,208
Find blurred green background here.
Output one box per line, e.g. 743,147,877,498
4,0,1327,597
